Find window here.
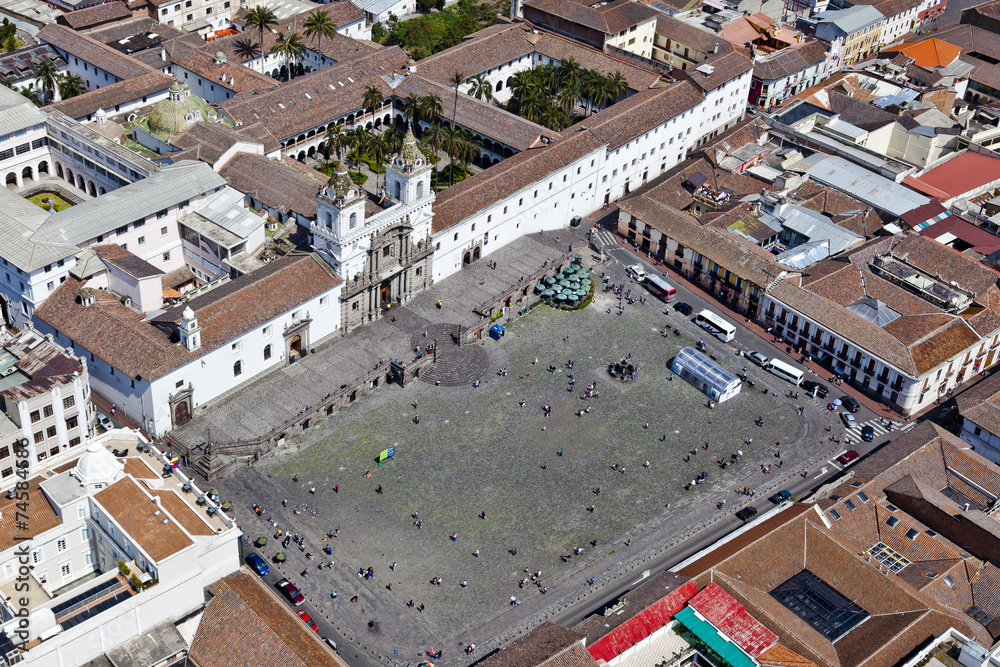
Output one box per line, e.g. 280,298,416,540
46,281,54,291
133,219,145,228
61,563,71,578
156,209,168,219
43,405,53,418
320,296,328,308
66,416,78,430
56,537,66,552
163,251,171,262
69,437,80,447
46,426,56,439
828,509,841,520
264,345,272,360
232,342,242,354
886,516,899,527
63,396,75,409
233,360,243,377
1,468,10,478
857,491,869,503
31,549,42,564
116,225,128,236
844,499,855,511
30,410,40,424
262,325,272,338
77,506,86,520
161,226,168,236
0,447,8,459
137,236,146,246
34,431,43,444
905,528,919,540
869,542,909,573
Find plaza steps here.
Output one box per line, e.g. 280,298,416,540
412,323,489,387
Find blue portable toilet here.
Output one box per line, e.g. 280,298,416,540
489,324,505,340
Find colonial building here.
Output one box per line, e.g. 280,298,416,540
311,129,434,332
0,329,93,482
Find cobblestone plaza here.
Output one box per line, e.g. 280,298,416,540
223,286,816,654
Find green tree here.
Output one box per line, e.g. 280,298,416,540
449,70,464,128
347,125,369,169
362,84,383,124
558,58,584,91
33,61,59,105
468,73,493,103
371,22,387,42
606,71,628,103
402,93,423,125
540,105,570,131
368,131,392,188
583,70,612,113
419,93,442,126
303,10,337,66
322,120,347,162
245,5,278,59
271,32,306,80
58,72,85,100
424,121,445,165
509,70,537,109
3,36,17,53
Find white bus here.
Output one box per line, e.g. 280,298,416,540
695,309,736,342
764,358,804,386
643,275,676,302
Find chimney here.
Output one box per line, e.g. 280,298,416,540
714,42,719,53
161,47,166,61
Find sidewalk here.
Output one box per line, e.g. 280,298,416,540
90,391,148,438
603,223,985,423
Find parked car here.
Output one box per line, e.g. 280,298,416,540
745,350,768,367
768,490,791,504
841,395,861,413
736,507,758,521
296,609,318,632
324,637,338,652
840,412,857,428
246,553,269,576
626,265,647,282
277,579,305,605
801,380,829,398
674,302,693,316
837,449,860,465
861,425,875,442
96,412,113,431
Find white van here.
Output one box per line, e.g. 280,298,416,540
764,358,804,386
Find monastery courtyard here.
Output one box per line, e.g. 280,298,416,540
216,275,839,661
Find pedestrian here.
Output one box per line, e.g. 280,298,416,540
391,561,396,571
334,484,339,493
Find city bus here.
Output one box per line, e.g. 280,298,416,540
695,309,736,342
764,358,804,386
643,275,677,302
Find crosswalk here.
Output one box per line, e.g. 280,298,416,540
592,229,618,248
844,417,917,441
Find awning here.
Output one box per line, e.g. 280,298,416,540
674,608,756,667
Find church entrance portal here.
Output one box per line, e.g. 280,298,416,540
174,401,190,425
380,280,391,308
289,335,303,361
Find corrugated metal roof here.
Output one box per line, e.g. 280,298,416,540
814,5,885,33
673,607,757,667
781,205,864,255
0,86,46,135
805,155,929,217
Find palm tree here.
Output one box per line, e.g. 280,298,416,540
540,105,570,131
468,73,493,103
303,10,337,67
402,93,422,125
245,5,278,59
362,85,383,125
368,131,392,189
424,121,445,165
558,58,584,91
419,94,442,128
58,72,85,100
556,84,578,113
509,71,537,109
519,92,545,123
33,61,59,104
322,120,347,162
0,75,13,90
449,70,464,128
581,70,604,114
271,32,305,80
606,71,629,103
347,125,369,170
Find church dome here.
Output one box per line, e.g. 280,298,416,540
182,305,195,321
393,125,426,172
325,161,359,202
146,83,211,137
73,438,124,490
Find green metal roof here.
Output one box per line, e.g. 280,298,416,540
674,607,757,667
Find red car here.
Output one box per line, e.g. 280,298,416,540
277,579,305,606
837,450,859,465
297,609,318,632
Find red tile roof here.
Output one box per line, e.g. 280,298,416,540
687,583,778,658
586,579,698,662
36,253,342,381
903,151,1000,201
190,572,344,666
57,1,132,30
523,0,659,36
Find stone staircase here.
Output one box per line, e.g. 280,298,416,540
411,323,489,387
